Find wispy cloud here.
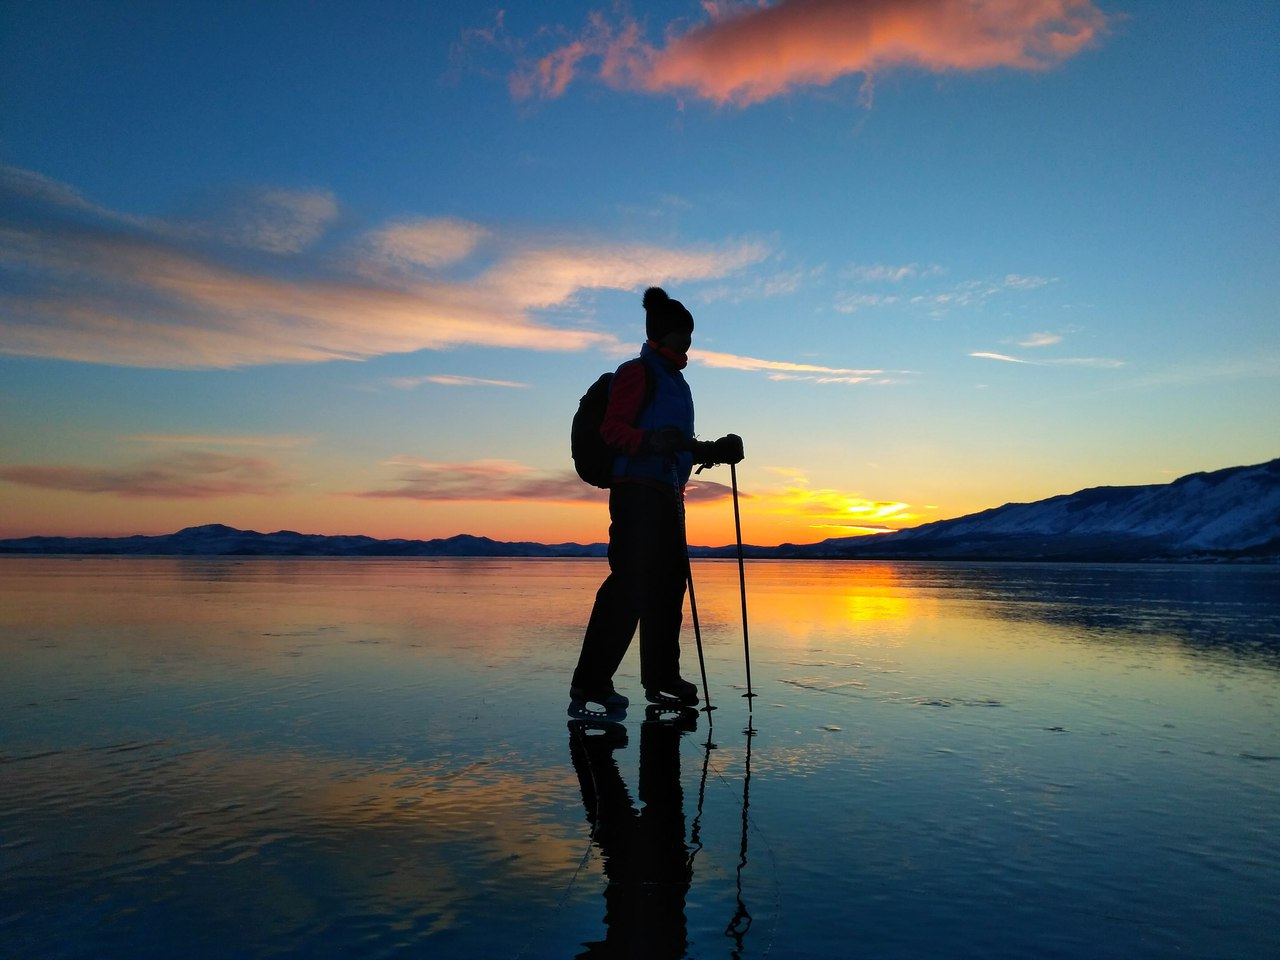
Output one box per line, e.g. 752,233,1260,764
834,292,900,314
0,452,293,498
843,262,944,283
1,168,340,255
1019,331,1063,347
0,165,767,369
701,264,827,303
353,457,732,504
972,351,1028,363
178,187,340,254
356,218,489,272
1055,357,1127,368
838,270,1056,316
1116,354,1280,389
692,348,908,384
122,433,314,448
970,350,1124,368
1002,274,1055,290
504,0,1110,106
911,274,1055,312
387,375,529,389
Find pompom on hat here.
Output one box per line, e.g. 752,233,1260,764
643,287,694,341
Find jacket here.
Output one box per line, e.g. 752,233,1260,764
601,341,695,491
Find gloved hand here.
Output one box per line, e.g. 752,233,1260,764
646,427,691,456
691,434,744,466
713,433,745,465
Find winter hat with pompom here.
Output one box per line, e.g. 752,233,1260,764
643,287,694,341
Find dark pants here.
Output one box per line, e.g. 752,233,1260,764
572,483,688,693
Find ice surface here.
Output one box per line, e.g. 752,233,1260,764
2,557,1278,959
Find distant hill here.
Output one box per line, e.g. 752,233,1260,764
0,524,607,559
1,458,1276,562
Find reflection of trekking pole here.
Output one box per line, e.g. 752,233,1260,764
731,463,755,706
725,709,755,950
673,464,714,715
686,723,714,873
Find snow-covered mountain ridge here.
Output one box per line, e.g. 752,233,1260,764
794,457,1280,562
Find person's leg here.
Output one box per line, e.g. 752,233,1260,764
638,493,689,694
572,485,662,695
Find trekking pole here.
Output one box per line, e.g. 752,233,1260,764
731,463,755,706
685,552,714,715
673,464,714,715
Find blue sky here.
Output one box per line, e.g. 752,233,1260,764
1,0,1276,546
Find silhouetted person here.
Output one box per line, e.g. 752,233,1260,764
568,712,698,958
569,287,743,720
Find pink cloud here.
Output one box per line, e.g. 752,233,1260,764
353,457,734,504
356,458,608,503
386,375,529,389
0,452,292,498
515,0,1110,105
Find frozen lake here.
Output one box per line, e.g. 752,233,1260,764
3,557,1279,959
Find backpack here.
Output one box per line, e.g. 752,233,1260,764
571,361,653,488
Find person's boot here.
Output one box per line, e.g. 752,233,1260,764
644,678,698,706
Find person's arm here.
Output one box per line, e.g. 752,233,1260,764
600,362,648,455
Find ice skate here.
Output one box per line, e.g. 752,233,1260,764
567,685,629,722
644,677,699,707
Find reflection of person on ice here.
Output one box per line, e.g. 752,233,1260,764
569,287,743,721
568,716,695,958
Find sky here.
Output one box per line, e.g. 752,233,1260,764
1,0,1277,548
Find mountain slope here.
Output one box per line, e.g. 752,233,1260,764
792,458,1280,562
